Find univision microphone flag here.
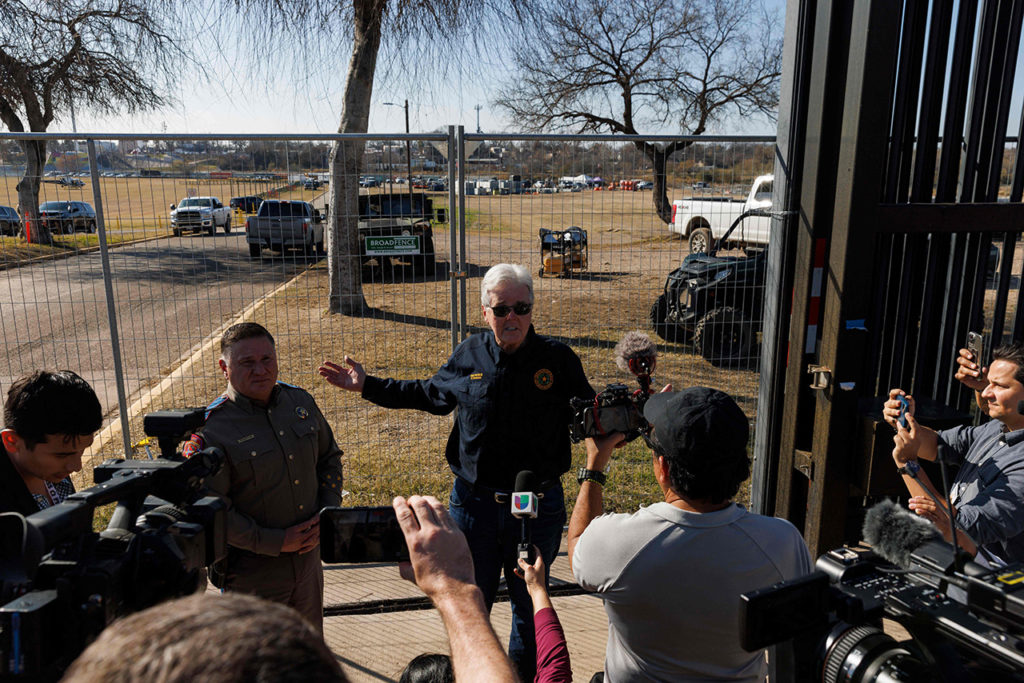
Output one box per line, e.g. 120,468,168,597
512,492,538,517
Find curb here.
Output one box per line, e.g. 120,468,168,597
0,231,175,272
83,267,305,466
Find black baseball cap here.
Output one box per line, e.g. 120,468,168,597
642,387,749,462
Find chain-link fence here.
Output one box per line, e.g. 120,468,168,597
0,131,776,511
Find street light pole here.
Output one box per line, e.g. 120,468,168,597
384,100,415,216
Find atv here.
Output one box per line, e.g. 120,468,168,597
650,210,770,367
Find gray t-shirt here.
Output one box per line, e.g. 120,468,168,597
573,502,812,682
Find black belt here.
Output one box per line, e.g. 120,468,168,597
457,476,560,504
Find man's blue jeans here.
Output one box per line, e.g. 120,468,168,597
448,477,566,682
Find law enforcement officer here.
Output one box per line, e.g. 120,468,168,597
192,322,344,631
319,263,594,680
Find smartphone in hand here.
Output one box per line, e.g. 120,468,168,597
319,506,410,563
896,395,910,429
966,331,985,366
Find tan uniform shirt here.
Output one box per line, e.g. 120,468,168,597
201,382,344,556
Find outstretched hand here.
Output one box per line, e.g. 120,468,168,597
318,356,366,393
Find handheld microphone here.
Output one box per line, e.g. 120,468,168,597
512,470,538,563
862,500,983,579
614,331,657,395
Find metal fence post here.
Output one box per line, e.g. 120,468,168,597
457,125,468,340
87,139,132,457
447,126,459,353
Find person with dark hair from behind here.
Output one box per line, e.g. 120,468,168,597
884,340,1024,565
1,370,103,515
569,387,812,682
399,653,454,683
60,593,348,682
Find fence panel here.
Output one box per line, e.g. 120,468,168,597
0,132,774,511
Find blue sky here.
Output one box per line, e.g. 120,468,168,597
71,0,1022,140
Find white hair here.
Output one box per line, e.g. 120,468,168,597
480,263,533,306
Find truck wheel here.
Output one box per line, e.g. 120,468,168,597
88,220,97,233
223,217,231,234
650,294,684,342
207,225,215,236
688,227,712,254
694,306,754,368
315,238,325,257
249,243,261,258
173,228,181,237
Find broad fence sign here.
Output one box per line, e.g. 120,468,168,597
365,235,421,255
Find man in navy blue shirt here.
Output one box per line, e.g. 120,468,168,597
320,263,594,680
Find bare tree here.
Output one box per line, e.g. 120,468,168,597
495,0,782,223
230,0,523,314
0,0,187,243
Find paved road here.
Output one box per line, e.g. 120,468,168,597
0,230,319,422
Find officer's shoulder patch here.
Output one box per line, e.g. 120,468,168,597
204,393,229,420
470,372,483,380
182,433,205,458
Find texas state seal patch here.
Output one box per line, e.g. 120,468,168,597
534,368,554,390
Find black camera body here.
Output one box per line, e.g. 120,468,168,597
569,382,650,443
0,410,227,680
740,546,1024,682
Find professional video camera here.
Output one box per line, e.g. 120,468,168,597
0,408,227,680
570,331,657,443
740,501,1024,682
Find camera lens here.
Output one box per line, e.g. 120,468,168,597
822,623,935,683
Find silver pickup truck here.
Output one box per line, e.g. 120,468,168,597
244,200,324,257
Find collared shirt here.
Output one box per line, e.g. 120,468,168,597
361,326,595,489
201,381,345,556
937,419,1024,563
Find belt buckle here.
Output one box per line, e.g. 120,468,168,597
493,492,509,504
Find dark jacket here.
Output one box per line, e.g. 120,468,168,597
0,448,40,516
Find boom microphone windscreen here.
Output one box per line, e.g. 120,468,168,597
863,499,941,569
614,331,657,375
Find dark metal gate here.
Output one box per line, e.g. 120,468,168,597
757,0,1024,556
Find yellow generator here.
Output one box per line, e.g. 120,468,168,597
539,226,588,278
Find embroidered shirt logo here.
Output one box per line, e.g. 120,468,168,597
470,373,483,380
534,369,554,390
295,406,309,419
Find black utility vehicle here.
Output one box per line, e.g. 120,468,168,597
650,210,769,367
230,196,262,213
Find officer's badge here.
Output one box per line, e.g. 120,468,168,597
295,406,309,419
534,368,554,390
182,433,205,458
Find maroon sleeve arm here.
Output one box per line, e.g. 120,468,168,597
534,607,572,683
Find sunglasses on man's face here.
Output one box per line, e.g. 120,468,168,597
488,302,533,318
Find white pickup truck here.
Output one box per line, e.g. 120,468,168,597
670,175,773,253
170,196,232,236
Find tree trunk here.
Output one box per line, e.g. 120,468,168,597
637,140,694,225
326,0,387,315
16,139,50,244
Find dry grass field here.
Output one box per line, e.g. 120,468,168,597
72,184,762,522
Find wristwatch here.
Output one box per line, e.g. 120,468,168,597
577,467,607,486
898,460,921,477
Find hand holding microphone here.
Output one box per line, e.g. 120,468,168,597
512,470,539,564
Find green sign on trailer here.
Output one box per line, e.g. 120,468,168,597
364,235,421,255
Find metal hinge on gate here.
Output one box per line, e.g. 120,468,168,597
807,364,831,391
794,449,814,480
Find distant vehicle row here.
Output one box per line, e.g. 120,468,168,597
0,202,98,236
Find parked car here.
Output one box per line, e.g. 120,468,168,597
302,179,321,190
170,196,232,235
38,201,97,234
230,195,262,213
636,180,654,190
0,205,19,236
